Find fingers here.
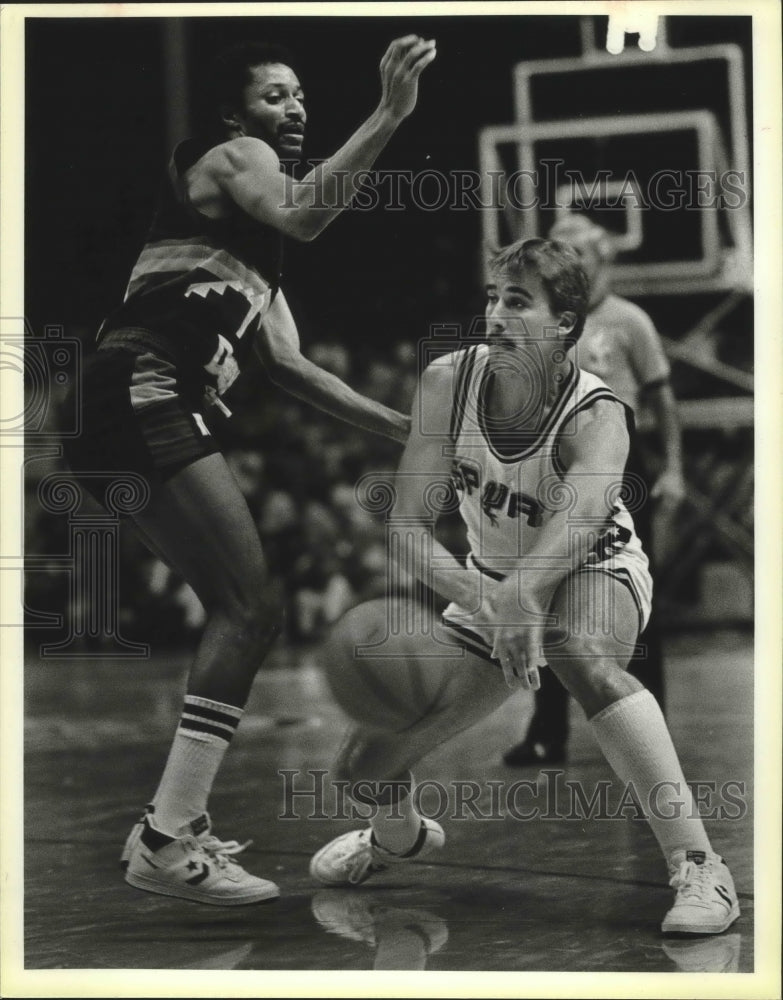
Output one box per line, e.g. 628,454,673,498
378,35,436,121
498,654,540,691
380,35,420,71
408,44,437,77
493,631,544,691
382,35,436,72
496,650,521,690
497,656,538,691
388,34,431,55
390,34,422,50
492,639,523,689
404,39,437,71
505,670,522,691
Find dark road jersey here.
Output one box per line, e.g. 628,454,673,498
98,137,284,383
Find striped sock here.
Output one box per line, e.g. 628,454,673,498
149,696,243,835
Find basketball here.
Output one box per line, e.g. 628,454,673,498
317,597,458,733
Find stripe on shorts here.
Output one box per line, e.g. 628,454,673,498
577,564,646,633
440,618,498,667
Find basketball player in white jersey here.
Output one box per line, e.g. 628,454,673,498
310,237,739,936
503,213,681,766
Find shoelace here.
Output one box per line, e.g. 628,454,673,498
669,860,713,901
338,831,387,885
199,834,253,868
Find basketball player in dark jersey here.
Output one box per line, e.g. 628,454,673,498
62,35,436,905
309,238,739,937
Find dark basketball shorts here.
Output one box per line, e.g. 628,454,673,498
62,330,219,505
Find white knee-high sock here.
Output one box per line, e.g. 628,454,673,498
150,695,243,835
589,689,712,868
370,773,422,855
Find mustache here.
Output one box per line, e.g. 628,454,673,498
278,121,305,136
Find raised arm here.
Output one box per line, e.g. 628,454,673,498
253,290,410,443
202,36,436,241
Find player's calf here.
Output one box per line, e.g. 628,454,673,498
549,656,644,720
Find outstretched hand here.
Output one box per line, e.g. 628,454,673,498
491,613,546,692
447,577,547,691
378,35,437,123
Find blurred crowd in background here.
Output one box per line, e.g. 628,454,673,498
20,14,755,658
24,334,468,653
23,315,753,657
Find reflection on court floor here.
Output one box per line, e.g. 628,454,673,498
23,630,753,973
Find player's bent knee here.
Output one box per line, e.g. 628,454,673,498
251,587,287,645
546,617,636,669
219,582,286,651
548,654,642,717
332,729,406,790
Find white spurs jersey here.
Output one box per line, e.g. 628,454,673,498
445,345,650,616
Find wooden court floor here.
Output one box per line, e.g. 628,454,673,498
19,629,756,984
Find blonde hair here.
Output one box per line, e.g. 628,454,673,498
548,214,615,263
489,237,590,342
